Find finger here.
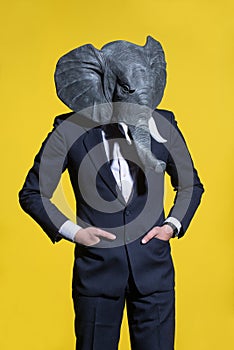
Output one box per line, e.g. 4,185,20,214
96,229,116,240
141,227,159,244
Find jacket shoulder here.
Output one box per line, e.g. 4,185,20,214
154,108,175,122
53,112,75,127
53,112,99,130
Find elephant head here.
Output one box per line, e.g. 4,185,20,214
55,36,167,172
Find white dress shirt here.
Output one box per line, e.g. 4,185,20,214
59,123,181,241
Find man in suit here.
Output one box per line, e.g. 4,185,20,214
19,37,204,350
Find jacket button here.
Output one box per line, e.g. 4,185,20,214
125,210,131,216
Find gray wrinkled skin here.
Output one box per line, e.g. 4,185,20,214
55,36,167,172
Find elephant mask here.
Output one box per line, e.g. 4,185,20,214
55,35,167,172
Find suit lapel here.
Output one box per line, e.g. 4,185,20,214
82,127,126,205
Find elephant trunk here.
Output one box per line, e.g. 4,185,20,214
128,122,166,173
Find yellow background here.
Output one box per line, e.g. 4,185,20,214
1,0,233,349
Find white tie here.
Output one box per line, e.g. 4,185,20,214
111,142,133,202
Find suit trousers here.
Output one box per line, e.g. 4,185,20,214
72,246,175,350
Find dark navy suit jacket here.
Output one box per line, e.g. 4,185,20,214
19,109,204,297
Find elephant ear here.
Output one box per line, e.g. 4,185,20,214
144,36,167,107
54,44,116,123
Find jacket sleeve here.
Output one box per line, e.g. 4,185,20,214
18,116,70,243
165,112,205,238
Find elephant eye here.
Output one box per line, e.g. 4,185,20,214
121,84,135,94
121,84,130,92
